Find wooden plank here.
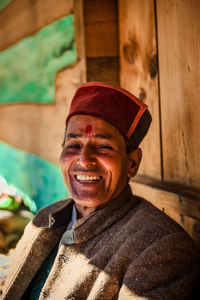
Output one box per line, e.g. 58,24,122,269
84,0,118,57
85,22,118,57
86,57,119,86
84,0,117,24
0,0,74,50
156,0,200,189
163,209,200,249
83,0,119,83
74,0,86,61
0,0,86,164
130,176,200,248
119,0,161,179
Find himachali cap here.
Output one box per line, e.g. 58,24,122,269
66,82,152,149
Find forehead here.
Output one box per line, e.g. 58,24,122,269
66,115,124,141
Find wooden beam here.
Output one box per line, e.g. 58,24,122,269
119,0,161,179
83,0,119,85
85,22,118,57
156,0,200,189
84,0,118,57
84,0,117,24
86,57,119,86
130,176,200,248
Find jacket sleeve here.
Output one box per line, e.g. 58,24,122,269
1,221,60,300
118,232,200,300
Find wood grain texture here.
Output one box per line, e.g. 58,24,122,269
157,0,200,188
85,22,118,57
119,0,161,179
0,0,86,163
130,177,200,248
84,0,118,57
87,57,119,86
84,0,117,24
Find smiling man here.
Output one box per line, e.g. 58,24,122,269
60,114,141,217
2,83,200,300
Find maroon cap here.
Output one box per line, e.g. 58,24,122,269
66,82,152,149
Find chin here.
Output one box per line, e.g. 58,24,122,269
75,197,101,207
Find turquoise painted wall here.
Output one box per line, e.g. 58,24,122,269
0,15,76,104
0,142,69,212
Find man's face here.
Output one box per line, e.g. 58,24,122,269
60,115,136,211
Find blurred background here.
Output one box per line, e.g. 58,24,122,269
0,0,200,284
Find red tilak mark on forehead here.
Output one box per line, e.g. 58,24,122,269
86,125,92,135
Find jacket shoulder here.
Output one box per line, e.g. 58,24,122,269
128,194,187,237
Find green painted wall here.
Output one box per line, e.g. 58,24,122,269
0,15,76,104
0,142,69,211
0,0,12,11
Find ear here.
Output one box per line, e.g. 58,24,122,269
127,148,142,178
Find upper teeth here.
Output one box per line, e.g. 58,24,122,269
76,175,101,181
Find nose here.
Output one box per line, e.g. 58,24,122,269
78,144,96,167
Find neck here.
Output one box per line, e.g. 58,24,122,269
75,203,97,218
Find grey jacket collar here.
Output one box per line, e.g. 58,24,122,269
33,185,138,244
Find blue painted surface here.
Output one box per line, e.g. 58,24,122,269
0,142,69,212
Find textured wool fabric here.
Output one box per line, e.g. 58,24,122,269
2,186,200,300
66,82,152,149
21,243,59,300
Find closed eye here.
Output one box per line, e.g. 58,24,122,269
97,144,114,150
62,143,82,153
67,144,81,149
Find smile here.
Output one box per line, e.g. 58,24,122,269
75,175,102,182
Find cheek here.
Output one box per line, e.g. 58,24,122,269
60,153,74,175
100,156,124,178
109,156,129,179
60,149,77,164
60,150,70,162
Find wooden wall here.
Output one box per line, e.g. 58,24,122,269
118,0,200,247
119,0,161,180
84,0,119,86
82,0,200,246
119,0,200,190
157,0,200,189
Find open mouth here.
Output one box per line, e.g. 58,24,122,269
75,175,102,183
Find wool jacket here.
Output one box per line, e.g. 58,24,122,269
1,185,200,300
